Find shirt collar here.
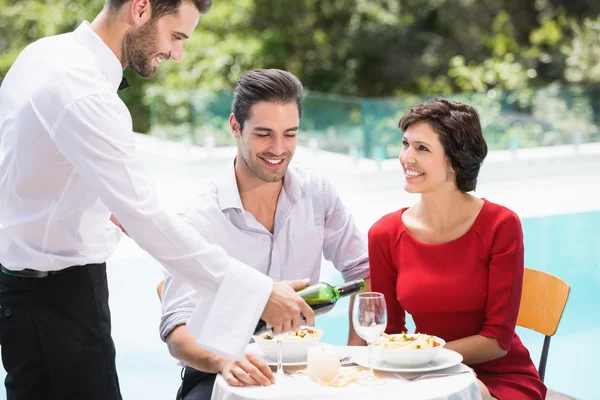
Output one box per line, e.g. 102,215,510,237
281,164,304,203
216,160,244,211
74,21,124,92
216,159,306,212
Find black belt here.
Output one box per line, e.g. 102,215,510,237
0,264,80,279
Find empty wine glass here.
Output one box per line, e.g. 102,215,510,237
274,332,290,383
352,292,387,385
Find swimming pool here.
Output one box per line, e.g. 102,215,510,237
317,210,600,400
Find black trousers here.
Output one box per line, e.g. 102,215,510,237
0,263,122,400
177,367,216,400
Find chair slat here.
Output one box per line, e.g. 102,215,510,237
517,268,570,337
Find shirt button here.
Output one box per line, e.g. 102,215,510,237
4,309,11,317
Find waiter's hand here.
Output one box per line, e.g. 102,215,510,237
109,215,128,236
262,279,314,335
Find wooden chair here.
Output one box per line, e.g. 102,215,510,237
157,280,164,302
516,268,570,382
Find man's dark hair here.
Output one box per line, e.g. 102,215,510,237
232,69,304,131
399,97,488,193
107,0,212,19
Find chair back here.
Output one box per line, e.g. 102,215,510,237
516,268,570,382
517,268,570,336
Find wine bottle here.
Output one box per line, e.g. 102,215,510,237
254,279,366,334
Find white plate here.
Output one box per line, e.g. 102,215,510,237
353,348,463,373
246,343,307,367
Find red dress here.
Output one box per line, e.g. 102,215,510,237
368,199,546,400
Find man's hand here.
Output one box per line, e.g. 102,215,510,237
262,279,314,335
220,352,274,387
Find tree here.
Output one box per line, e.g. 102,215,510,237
1,0,599,136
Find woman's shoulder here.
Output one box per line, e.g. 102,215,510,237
475,198,523,241
479,199,521,224
369,208,409,239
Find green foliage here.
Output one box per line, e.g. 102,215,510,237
564,17,600,83
0,0,103,77
1,0,600,151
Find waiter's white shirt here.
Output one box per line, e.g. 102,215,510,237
0,22,271,359
159,162,370,342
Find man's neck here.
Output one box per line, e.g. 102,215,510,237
90,8,128,70
234,158,283,210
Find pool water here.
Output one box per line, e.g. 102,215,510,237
317,210,600,400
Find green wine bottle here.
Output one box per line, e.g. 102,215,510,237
296,279,367,315
254,279,366,333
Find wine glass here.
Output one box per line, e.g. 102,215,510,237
352,292,387,385
273,332,291,383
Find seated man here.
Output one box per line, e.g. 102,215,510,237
159,69,370,400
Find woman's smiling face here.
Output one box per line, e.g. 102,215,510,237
399,120,455,194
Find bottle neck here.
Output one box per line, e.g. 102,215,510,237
334,280,366,299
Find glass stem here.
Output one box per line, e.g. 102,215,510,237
367,341,374,377
277,337,284,379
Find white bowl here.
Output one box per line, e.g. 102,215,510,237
252,327,324,362
375,333,446,367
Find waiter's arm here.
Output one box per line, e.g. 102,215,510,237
46,93,313,356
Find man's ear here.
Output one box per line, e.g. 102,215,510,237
129,0,152,27
229,113,242,139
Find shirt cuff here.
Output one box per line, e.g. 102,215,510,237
341,262,370,283
186,258,273,360
159,310,193,342
479,325,514,351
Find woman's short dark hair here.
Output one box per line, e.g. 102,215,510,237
107,0,212,19
399,97,488,193
232,69,303,131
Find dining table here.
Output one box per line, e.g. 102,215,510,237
210,345,483,400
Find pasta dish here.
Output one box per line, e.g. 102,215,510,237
259,327,320,341
375,332,442,350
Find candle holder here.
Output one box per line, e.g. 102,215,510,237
307,344,340,384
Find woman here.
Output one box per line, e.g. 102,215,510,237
368,98,546,400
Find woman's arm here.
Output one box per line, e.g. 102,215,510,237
444,334,507,364
451,210,525,364
368,216,407,335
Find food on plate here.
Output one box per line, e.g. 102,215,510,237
375,332,443,350
259,327,320,341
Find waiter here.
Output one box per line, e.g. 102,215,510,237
0,0,313,399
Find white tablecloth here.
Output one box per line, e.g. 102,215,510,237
211,346,482,400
